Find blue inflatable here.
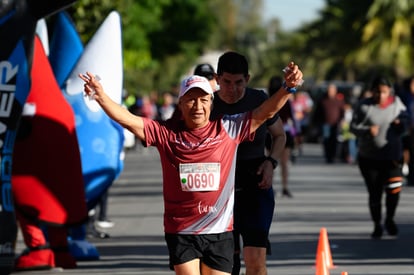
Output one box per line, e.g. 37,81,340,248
48,11,125,260
58,10,124,211
49,11,84,88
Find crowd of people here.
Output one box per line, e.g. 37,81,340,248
5,0,413,273
80,51,303,275
82,49,414,274
305,76,412,241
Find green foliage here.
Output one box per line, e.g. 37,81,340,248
291,0,414,84
66,0,414,94
67,0,116,43
149,0,214,58
69,0,215,94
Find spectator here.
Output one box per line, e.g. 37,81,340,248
398,76,414,184
158,92,176,121
313,83,345,163
338,103,357,164
194,63,218,91
291,90,313,155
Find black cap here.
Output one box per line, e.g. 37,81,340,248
371,75,392,89
194,63,215,80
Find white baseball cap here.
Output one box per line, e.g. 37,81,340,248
179,75,214,99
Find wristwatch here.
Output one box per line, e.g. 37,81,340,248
265,156,278,169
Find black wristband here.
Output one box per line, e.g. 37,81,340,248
265,156,278,169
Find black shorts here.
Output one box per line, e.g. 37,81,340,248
233,229,272,255
233,188,274,251
234,158,275,251
165,232,234,273
402,134,412,150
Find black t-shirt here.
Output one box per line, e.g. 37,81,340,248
211,87,279,161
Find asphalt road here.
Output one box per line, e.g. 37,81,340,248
11,143,414,275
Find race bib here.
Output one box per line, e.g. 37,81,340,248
179,163,220,192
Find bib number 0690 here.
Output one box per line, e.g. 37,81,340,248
179,163,220,192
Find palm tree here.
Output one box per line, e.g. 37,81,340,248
356,0,414,79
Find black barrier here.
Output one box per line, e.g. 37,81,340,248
0,1,76,273
0,38,29,275
0,213,17,275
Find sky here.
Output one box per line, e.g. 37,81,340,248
262,0,325,30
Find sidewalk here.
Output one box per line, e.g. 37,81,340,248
12,143,414,275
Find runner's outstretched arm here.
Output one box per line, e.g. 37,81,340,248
79,72,146,141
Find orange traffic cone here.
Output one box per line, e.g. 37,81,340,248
315,251,330,275
315,227,336,269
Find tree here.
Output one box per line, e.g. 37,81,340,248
290,0,374,82
68,0,216,94
357,0,414,80
262,0,414,85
